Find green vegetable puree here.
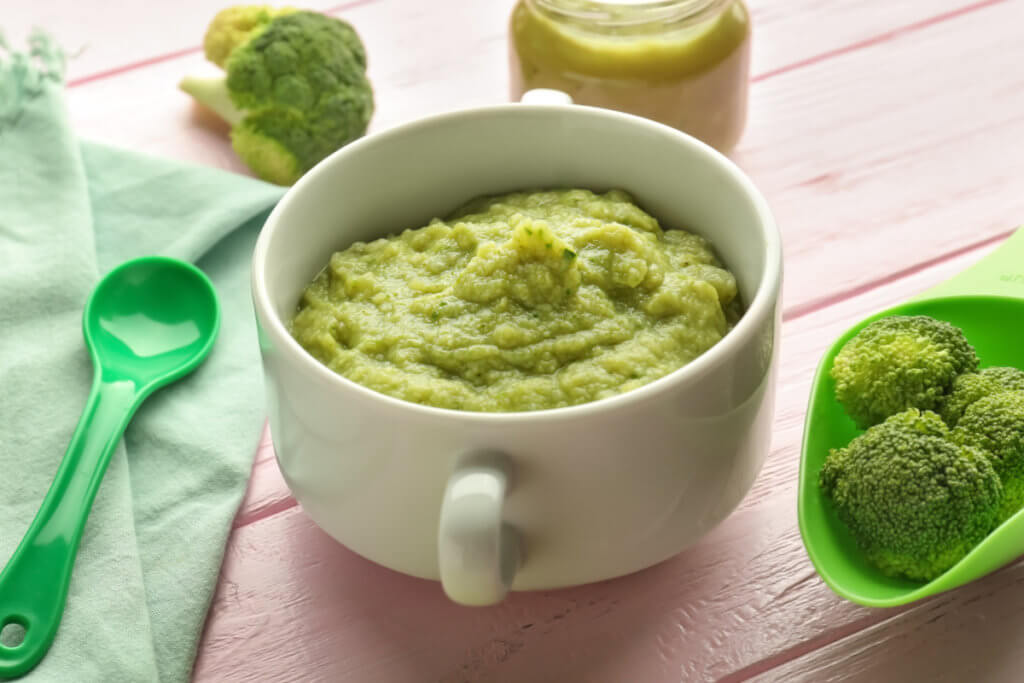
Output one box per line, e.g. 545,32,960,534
508,1,752,151
510,1,750,82
290,189,741,412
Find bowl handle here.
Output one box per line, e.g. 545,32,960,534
519,88,573,105
437,451,521,606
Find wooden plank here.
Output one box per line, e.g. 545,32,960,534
58,0,1024,316
748,0,1002,81
748,561,1024,682
57,0,511,164
4,0,973,88
736,0,1024,315
193,238,1006,683
1,0,353,83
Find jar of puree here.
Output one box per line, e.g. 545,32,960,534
509,0,751,152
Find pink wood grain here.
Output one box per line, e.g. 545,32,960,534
737,0,1024,318
3,0,973,94
5,0,1024,680
748,558,1024,682
2,1,352,83
56,0,1024,317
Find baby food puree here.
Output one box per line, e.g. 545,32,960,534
290,189,741,412
509,0,751,151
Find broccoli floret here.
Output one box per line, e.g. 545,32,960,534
202,5,296,69
954,391,1024,521
830,315,978,428
819,409,1001,581
940,367,1024,427
179,6,373,185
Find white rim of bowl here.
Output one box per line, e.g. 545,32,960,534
251,102,783,424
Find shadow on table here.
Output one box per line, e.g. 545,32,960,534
206,499,800,683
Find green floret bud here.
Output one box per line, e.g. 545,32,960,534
953,391,1024,521
940,367,1024,427
202,5,297,68
225,11,368,110
819,409,1001,581
830,315,978,428
179,7,373,185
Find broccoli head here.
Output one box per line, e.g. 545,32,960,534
954,391,1024,521
179,6,374,185
830,315,978,428
940,366,1024,427
819,409,1001,581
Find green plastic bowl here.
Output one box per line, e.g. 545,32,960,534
798,228,1024,607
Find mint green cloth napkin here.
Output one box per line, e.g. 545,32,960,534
0,34,286,680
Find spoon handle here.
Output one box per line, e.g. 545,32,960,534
0,378,141,679
916,226,1024,302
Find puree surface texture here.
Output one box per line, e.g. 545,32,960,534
290,189,741,412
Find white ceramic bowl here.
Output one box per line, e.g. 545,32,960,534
251,97,782,605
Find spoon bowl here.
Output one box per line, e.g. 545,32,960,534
799,228,1024,607
86,257,219,385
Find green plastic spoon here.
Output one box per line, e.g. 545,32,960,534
0,256,219,678
798,227,1024,608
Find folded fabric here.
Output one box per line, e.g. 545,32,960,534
0,33,286,681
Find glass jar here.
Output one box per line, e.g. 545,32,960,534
509,0,752,153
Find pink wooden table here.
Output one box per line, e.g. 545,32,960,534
10,0,1024,680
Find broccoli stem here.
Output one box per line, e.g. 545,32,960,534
178,75,244,126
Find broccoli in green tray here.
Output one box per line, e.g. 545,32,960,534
830,315,978,429
820,312,1024,582
179,5,374,185
819,409,1002,581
